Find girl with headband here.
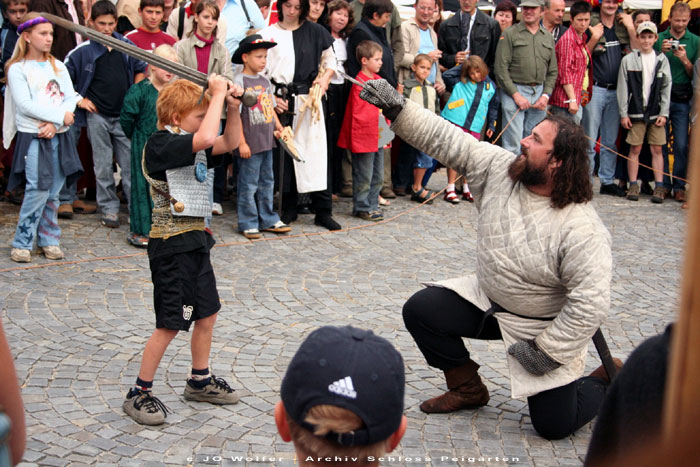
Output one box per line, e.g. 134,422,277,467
3,12,82,263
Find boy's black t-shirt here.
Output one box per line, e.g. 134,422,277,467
86,49,130,117
144,130,221,259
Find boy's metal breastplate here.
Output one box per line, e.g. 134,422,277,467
165,149,209,217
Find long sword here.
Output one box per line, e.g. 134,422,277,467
592,328,618,381
337,70,383,100
40,12,257,107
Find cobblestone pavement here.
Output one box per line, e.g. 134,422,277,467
0,172,685,467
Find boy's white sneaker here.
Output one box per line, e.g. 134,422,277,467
212,202,223,215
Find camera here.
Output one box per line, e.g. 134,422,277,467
670,40,681,50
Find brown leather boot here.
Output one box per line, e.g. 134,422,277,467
57,203,73,219
72,199,97,214
420,360,489,414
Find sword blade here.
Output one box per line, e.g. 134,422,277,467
40,12,208,86
337,70,383,100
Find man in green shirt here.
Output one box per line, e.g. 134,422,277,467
494,0,558,154
653,1,698,202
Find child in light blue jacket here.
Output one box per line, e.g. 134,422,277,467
441,55,499,203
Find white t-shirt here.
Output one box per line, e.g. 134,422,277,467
641,51,656,107
330,37,347,85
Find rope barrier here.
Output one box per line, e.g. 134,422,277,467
1,103,687,273
544,109,689,184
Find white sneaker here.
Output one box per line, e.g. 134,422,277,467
242,228,261,239
212,203,223,215
41,245,65,260
10,248,31,263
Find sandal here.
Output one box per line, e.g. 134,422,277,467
410,186,434,205
462,191,474,203
444,190,460,204
379,195,391,206
127,233,149,248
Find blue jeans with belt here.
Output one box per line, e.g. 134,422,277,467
500,84,546,155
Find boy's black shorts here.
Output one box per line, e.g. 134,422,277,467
149,250,221,331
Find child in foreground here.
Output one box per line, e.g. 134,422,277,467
123,75,243,425
276,325,407,466
441,55,498,204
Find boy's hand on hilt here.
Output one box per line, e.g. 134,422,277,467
226,83,244,108
207,74,228,96
359,79,406,121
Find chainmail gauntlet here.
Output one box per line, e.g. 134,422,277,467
359,79,406,121
507,340,561,376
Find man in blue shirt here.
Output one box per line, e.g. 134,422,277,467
221,0,266,55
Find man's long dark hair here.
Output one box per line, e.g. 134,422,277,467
546,114,593,209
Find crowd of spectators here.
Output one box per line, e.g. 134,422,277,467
0,0,697,260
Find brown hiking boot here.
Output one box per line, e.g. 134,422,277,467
57,203,73,219
589,358,623,383
72,199,97,214
651,187,666,204
420,360,489,414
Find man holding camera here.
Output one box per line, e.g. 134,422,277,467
654,1,698,203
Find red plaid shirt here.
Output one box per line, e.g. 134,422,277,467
550,27,592,107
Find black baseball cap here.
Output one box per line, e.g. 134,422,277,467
281,326,405,447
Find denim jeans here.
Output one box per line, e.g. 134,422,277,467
582,86,620,185
352,150,383,213
86,112,131,215
663,100,690,191
548,105,583,125
58,125,82,204
237,150,280,231
13,137,64,249
500,84,546,155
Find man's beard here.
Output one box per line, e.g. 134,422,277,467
508,148,548,187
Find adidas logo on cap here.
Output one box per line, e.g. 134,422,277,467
328,376,357,399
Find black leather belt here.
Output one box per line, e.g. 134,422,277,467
271,79,311,97
475,300,555,337
594,81,616,90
